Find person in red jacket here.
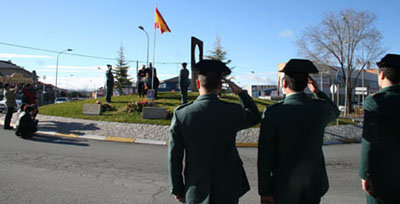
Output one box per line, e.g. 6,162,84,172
22,84,38,119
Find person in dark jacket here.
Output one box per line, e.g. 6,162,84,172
168,60,260,203
258,59,339,204
105,64,114,103
137,65,147,97
179,62,190,104
15,104,38,139
359,54,400,204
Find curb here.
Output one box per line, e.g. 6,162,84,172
0,118,261,147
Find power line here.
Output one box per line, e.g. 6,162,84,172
0,41,185,65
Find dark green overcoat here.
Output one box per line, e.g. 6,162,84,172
258,92,339,203
359,84,400,204
168,91,260,204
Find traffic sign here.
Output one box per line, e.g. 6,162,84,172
355,87,368,92
355,91,368,95
330,85,337,93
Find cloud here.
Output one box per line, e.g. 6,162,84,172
278,29,294,38
42,65,104,70
233,72,277,87
42,76,105,91
0,53,53,59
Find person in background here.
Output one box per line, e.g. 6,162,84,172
179,62,190,104
22,83,38,119
15,104,38,139
359,54,400,204
145,62,160,99
3,83,18,130
137,65,147,97
105,64,114,103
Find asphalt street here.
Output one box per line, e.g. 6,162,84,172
0,128,365,204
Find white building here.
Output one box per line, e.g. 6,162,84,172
277,62,378,105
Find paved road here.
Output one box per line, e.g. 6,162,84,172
0,128,365,203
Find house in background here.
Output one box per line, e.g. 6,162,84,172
245,85,277,98
158,76,192,92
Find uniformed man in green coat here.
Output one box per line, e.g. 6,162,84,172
359,53,400,204
105,64,114,103
258,59,339,204
179,62,190,104
168,60,261,204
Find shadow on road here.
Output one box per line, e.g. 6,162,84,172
39,121,100,136
29,134,90,147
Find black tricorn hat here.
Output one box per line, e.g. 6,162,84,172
377,54,400,69
280,59,319,74
193,60,231,76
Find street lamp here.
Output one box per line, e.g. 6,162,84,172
138,26,149,67
55,48,72,88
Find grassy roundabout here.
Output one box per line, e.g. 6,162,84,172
39,92,355,126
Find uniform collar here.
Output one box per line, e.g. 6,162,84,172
284,92,307,102
380,84,400,93
196,93,219,101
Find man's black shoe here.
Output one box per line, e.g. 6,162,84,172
4,126,14,130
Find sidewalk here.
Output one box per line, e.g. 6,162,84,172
0,113,363,146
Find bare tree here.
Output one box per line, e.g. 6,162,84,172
297,9,385,114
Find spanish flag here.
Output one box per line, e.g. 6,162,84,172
154,7,171,34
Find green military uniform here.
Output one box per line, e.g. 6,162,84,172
179,66,190,104
105,67,114,103
258,59,339,204
258,91,339,203
168,60,260,204
359,84,400,204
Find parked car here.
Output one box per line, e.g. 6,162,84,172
0,99,22,113
54,97,69,104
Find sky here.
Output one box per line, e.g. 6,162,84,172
0,0,399,90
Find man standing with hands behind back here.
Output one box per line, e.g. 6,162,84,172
179,62,189,104
168,60,260,204
359,54,400,204
105,64,114,103
258,59,339,204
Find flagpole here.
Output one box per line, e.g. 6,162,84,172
152,20,157,90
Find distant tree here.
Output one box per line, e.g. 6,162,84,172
206,36,232,64
297,9,385,114
113,45,132,94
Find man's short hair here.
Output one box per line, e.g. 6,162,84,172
283,73,308,92
182,62,187,67
4,83,10,89
198,72,222,91
380,67,400,84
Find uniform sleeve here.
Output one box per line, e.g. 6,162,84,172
178,70,182,85
237,90,261,130
168,111,185,195
313,91,340,122
258,108,276,197
359,138,371,179
358,96,379,180
362,96,379,142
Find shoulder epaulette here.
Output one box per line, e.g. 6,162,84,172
267,101,283,109
175,101,193,111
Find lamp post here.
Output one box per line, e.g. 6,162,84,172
138,26,150,67
55,48,72,88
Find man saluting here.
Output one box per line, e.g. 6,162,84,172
168,60,261,203
258,59,339,204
